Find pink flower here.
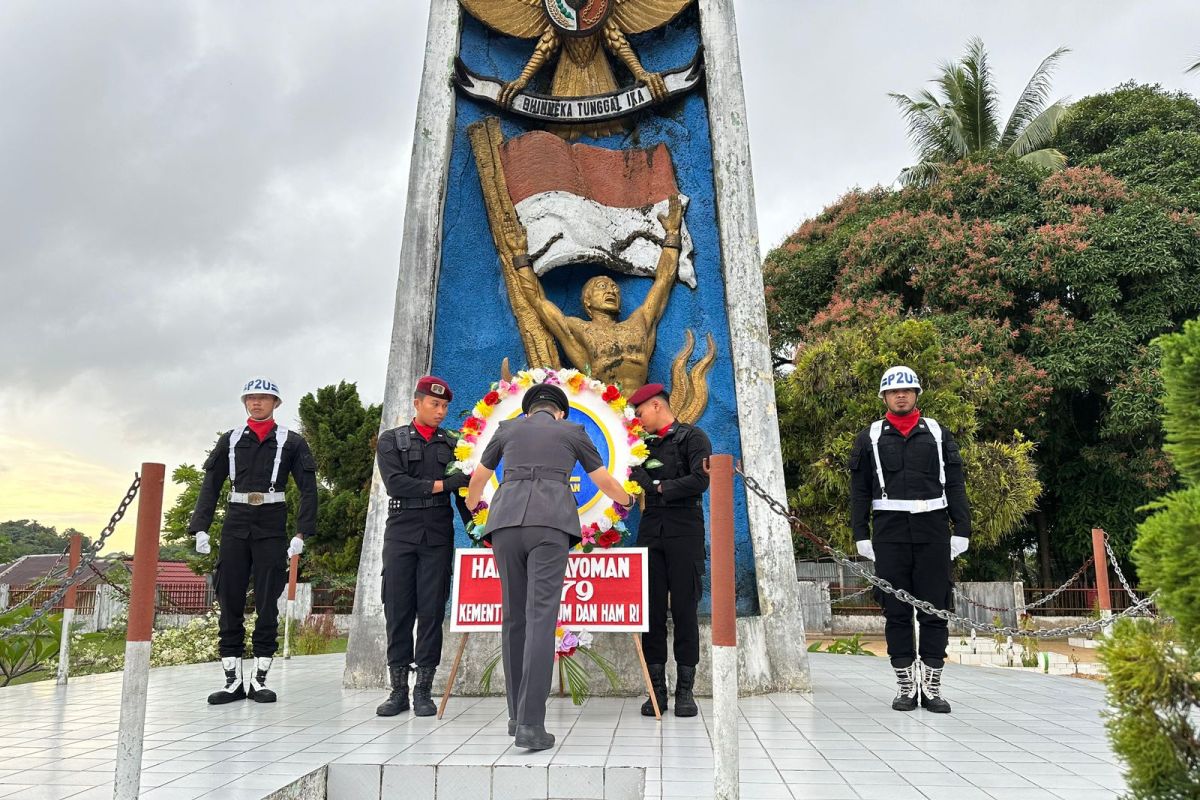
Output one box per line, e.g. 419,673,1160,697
581,527,596,545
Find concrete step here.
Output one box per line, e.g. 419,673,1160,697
272,762,646,800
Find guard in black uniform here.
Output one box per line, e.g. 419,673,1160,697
374,375,471,717
849,366,971,714
190,376,318,705
627,382,712,718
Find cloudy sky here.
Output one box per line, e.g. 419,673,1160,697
2,1,1197,553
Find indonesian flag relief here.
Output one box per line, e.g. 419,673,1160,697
500,131,697,288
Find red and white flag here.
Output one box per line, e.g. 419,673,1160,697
499,131,696,288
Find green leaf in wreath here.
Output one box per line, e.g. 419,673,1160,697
644,459,664,469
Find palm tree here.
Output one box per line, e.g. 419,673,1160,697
891,38,1071,187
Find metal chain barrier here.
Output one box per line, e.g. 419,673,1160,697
800,585,874,607
738,468,1160,639
954,555,1095,615
1102,532,1151,610
0,474,141,638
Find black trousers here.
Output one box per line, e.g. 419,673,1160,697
214,534,288,658
382,539,454,668
641,535,706,667
873,540,953,668
490,526,571,728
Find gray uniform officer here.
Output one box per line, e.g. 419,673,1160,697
466,383,634,751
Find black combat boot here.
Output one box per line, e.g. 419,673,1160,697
412,666,437,717
207,656,245,705
247,656,277,703
641,663,669,716
674,665,699,717
919,662,952,714
376,666,411,716
891,664,918,711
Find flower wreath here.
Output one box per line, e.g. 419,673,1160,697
450,367,650,551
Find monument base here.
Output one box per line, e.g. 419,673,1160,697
346,614,810,698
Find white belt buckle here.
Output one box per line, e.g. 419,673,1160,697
914,499,928,513
247,492,265,506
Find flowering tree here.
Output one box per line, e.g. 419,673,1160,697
765,95,1200,579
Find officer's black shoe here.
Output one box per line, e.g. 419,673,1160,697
674,665,699,717
376,666,411,716
208,656,246,705
514,724,556,751
891,664,918,712
412,666,437,717
641,663,669,716
507,718,517,736
919,662,952,714
247,657,277,703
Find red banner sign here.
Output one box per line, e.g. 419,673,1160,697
449,547,648,632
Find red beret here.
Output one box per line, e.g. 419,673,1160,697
628,382,668,409
415,375,452,401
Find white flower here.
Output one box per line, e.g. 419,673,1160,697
577,630,594,648
457,460,477,475
623,405,636,420
530,368,547,383
596,516,613,533
558,368,580,384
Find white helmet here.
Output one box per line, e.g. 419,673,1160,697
878,366,921,398
240,376,282,402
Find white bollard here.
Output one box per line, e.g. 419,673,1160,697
713,645,739,800
55,608,74,685
114,640,152,799
283,600,294,659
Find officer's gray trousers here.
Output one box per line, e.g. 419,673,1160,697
490,525,570,728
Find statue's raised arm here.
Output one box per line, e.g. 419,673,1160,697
630,194,683,332
503,216,590,370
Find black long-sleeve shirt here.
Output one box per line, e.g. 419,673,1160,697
188,424,319,540
848,417,971,543
630,421,711,539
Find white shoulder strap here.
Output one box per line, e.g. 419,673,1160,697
270,427,289,492
228,425,289,492
228,427,244,491
923,417,946,488
868,420,887,499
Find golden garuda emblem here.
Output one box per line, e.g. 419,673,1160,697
454,0,704,139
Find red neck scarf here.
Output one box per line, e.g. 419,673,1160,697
412,420,436,441
247,417,276,442
657,422,673,438
886,409,920,438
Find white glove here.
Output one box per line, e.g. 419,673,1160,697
287,535,305,559
950,535,969,559
855,539,875,561
195,531,211,555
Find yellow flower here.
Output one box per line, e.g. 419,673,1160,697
517,373,533,388
474,401,493,418
567,374,585,392
555,627,564,638
630,442,649,460
604,507,621,523
458,487,469,497
622,480,642,496
473,508,489,526
454,442,473,461
609,397,627,412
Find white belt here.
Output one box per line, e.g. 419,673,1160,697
229,491,287,506
871,494,948,513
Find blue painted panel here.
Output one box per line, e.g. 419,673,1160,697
430,7,758,614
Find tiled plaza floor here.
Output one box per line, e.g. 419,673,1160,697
0,652,1125,799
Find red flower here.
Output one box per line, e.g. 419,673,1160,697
602,385,620,402
597,529,621,548
484,391,501,406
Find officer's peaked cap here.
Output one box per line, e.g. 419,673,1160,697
522,383,569,415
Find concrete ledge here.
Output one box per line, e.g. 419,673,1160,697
321,763,645,800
